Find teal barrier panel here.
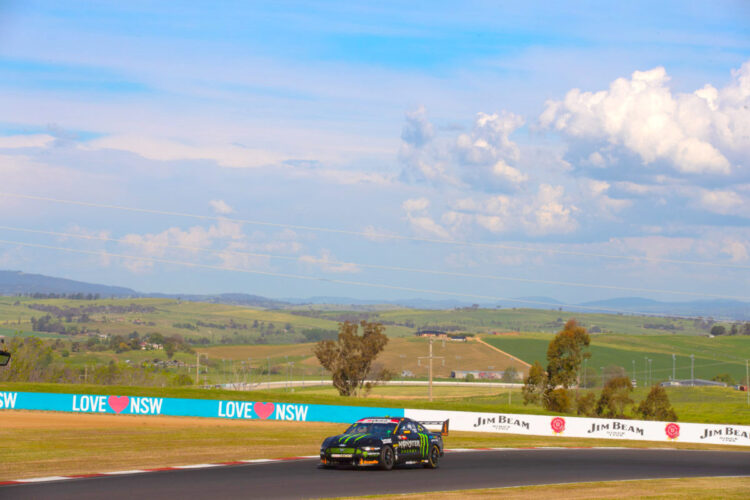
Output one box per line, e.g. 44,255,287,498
0,391,403,423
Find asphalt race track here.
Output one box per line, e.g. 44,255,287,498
3,448,749,499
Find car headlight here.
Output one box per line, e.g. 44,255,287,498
361,446,380,451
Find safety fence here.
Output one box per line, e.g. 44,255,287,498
2,390,748,447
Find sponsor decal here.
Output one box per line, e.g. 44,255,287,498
255,402,275,419
129,397,162,415
586,421,644,438
665,423,680,440
473,415,531,432
699,426,750,443
218,401,255,419
550,417,566,434
0,392,17,409
108,396,129,414
72,395,109,413
274,403,308,421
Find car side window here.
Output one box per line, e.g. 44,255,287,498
403,421,417,434
416,424,425,433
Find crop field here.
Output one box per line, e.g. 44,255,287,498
484,333,750,383
0,297,347,344
366,308,715,336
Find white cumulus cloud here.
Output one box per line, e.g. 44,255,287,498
540,60,750,175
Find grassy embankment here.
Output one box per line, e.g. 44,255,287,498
342,477,750,500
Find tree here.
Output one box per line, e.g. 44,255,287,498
522,361,548,406
522,319,591,412
580,365,599,388
635,385,677,421
164,341,176,359
546,388,571,413
314,321,389,397
546,319,591,389
602,365,627,385
501,366,519,383
575,392,596,416
710,325,726,336
712,373,734,385
595,376,633,418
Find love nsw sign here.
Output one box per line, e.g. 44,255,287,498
0,391,404,423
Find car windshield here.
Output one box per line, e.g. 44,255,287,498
344,422,397,436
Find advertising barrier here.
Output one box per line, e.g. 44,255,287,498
0,391,403,423
404,408,750,447
2,390,749,447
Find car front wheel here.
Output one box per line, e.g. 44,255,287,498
379,445,395,470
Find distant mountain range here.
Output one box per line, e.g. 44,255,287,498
0,270,747,320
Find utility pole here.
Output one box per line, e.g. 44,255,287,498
690,354,695,387
418,337,444,402
583,358,587,388
672,354,676,381
248,357,252,388
196,352,200,386
631,360,635,386
746,360,748,407
648,358,652,386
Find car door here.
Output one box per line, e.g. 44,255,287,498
396,420,420,462
414,422,430,460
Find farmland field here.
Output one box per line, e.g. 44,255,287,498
484,333,750,383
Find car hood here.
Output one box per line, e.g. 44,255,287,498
322,433,387,448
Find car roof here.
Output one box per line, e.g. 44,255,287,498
355,417,404,424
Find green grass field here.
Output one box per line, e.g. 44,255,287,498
484,333,750,383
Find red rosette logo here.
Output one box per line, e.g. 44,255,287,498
550,417,566,434
665,423,680,440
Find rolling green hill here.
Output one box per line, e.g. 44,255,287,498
484,333,750,383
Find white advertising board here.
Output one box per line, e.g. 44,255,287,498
405,408,750,447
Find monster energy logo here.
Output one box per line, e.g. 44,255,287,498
339,433,369,445
418,433,427,457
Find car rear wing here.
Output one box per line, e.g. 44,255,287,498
419,419,449,436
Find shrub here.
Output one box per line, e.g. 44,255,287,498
635,385,677,421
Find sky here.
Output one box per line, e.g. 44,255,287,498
0,1,748,307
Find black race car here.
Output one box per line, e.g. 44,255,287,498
319,417,448,470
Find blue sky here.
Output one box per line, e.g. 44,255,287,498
0,1,748,307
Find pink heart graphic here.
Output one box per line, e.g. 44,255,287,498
108,395,130,414
254,402,275,420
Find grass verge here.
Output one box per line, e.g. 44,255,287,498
1,410,747,481
339,477,750,499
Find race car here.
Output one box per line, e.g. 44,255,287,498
319,416,448,470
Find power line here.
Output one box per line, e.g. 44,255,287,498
2,191,748,270
1,225,747,301
0,238,720,319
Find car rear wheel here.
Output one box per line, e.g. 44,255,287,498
379,445,395,470
424,445,440,469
